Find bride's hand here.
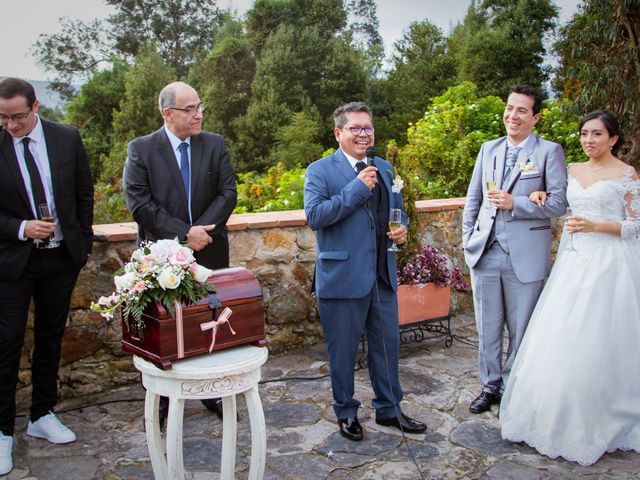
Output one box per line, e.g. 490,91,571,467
529,191,547,206
566,215,594,234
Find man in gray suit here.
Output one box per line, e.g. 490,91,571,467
305,102,426,441
462,85,567,414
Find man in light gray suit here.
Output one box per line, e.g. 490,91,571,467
462,85,567,414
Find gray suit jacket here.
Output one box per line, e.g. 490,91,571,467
462,135,567,283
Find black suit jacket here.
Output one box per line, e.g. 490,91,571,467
123,127,237,269
0,119,94,281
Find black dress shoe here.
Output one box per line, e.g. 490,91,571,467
201,398,224,420
338,417,363,441
376,413,427,434
469,391,501,414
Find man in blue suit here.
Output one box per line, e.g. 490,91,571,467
304,102,426,441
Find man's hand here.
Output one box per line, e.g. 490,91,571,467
187,224,215,251
387,224,407,245
487,189,513,210
357,166,378,191
24,219,56,240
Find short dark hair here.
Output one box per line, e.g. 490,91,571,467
333,102,373,128
509,84,542,115
579,110,625,155
0,77,36,107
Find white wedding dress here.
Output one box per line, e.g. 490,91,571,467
500,168,640,466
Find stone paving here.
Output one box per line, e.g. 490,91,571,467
4,314,640,479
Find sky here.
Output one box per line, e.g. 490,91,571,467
1,0,581,81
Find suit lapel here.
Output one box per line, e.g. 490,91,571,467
333,150,357,184
190,134,205,211
379,161,394,207
155,128,189,215
494,138,508,189
1,129,33,215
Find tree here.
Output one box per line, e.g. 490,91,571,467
64,58,129,179
268,112,325,169
101,45,175,182
450,0,558,98
234,0,367,171
33,0,222,95
345,0,385,76
190,11,255,152
376,20,457,145
554,0,640,167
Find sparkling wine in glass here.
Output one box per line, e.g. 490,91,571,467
484,171,496,209
388,208,402,252
564,206,577,252
38,203,59,248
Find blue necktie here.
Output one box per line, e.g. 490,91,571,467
503,146,521,183
178,142,190,200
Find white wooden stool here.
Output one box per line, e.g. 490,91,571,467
134,345,268,480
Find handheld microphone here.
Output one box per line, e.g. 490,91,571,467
366,146,376,167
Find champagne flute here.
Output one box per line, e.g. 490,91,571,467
484,170,496,209
388,208,402,252
564,206,577,252
38,203,59,248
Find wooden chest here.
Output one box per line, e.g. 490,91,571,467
121,267,266,369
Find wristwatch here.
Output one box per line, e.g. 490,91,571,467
179,233,189,244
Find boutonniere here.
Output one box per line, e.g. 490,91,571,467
388,168,404,193
516,161,539,174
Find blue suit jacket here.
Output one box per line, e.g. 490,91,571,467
304,149,406,299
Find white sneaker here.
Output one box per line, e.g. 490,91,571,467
27,412,76,444
0,433,13,475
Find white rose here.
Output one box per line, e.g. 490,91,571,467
157,268,181,290
114,271,137,292
192,264,214,283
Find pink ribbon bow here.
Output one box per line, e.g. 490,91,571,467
200,307,236,353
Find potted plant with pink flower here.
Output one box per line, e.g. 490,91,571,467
397,244,468,327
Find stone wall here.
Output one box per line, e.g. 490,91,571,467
17,198,473,407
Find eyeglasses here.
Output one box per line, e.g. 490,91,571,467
345,126,374,136
0,107,32,123
168,102,205,115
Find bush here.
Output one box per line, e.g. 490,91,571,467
235,163,306,213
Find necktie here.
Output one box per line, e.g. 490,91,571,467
503,146,521,183
22,137,47,218
355,161,366,173
178,142,190,199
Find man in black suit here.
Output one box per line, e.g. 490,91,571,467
0,78,94,475
123,81,237,421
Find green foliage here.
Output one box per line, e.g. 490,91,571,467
450,0,558,98
101,45,175,182
553,0,640,166
375,20,457,144
33,0,222,93
268,112,324,169
400,82,505,199
235,163,306,213
64,58,129,180
535,100,583,163
92,181,132,224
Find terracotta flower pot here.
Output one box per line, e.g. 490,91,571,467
397,283,451,326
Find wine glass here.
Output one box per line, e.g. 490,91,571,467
38,203,59,248
484,170,496,209
564,207,577,252
388,208,402,252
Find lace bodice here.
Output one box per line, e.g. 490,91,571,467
567,168,640,239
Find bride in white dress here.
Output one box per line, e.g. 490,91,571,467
500,110,640,466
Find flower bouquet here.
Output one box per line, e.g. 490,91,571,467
91,239,216,333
